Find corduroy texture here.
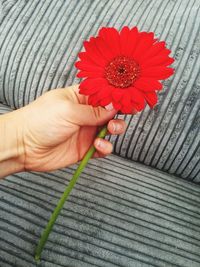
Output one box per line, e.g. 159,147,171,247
0,1,200,266
0,103,12,114
0,0,199,181
0,155,200,267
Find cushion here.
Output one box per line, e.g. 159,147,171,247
0,0,199,181
0,103,13,114
0,156,200,267
0,155,200,266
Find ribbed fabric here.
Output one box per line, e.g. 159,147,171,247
0,155,200,267
1,2,200,266
0,103,13,114
0,0,199,181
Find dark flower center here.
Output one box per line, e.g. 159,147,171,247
104,56,140,88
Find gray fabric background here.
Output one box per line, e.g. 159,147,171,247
1,155,200,267
0,0,200,266
0,0,200,181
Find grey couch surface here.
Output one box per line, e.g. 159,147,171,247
1,155,200,267
0,0,200,266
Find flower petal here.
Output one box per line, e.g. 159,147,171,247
134,78,163,91
139,41,167,61
129,87,146,111
111,88,124,102
75,61,104,72
95,85,112,99
79,78,107,95
88,94,100,107
99,27,121,56
83,39,107,66
100,97,112,106
142,50,174,65
112,101,122,111
121,91,134,113
78,52,106,68
77,70,104,78
120,26,130,55
121,105,134,114
143,91,158,108
132,32,155,61
94,37,116,61
121,91,131,105
126,27,139,57
141,55,174,68
141,67,174,79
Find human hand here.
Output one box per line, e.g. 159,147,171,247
0,85,129,176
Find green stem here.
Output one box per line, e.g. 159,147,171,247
34,125,108,262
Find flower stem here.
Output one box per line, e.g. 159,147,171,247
34,125,108,262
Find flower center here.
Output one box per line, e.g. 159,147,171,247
104,56,140,88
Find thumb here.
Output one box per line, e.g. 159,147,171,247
67,102,117,126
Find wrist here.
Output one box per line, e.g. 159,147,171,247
0,110,25,178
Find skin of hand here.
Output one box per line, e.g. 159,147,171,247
0,85,129,178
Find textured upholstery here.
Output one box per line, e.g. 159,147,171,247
0,103,13,114
1,155,200,267
0,0,200,267
0,0,200,180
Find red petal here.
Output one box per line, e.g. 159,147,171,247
133,103,146,112
98,27,121,56
126,27,139,57
143,91,158,108
141,67,174,79
132,32,155,61
139,41,167,61
129,87,146,111
77,70,104,78
83,39,107,66
75,61,104,72
79,78,107,95
120,91,143,114
94,37,115,61
88,94,100,106
121,91,132,107
121,105,133,114
95,85,112,99
134,78,163,91
100,97,112,106
111,88,124,102
112,102,122,111
141,56,174,68
143,48,171,64
121,91,134,113
78,52,106,68
120,26,130,55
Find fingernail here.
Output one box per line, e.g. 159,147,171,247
96,139,106,148
105,103,114,111
113,123,122,132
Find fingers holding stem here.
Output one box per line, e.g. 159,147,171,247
93,119,127,158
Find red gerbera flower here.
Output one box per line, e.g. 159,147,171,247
75,26,174,114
